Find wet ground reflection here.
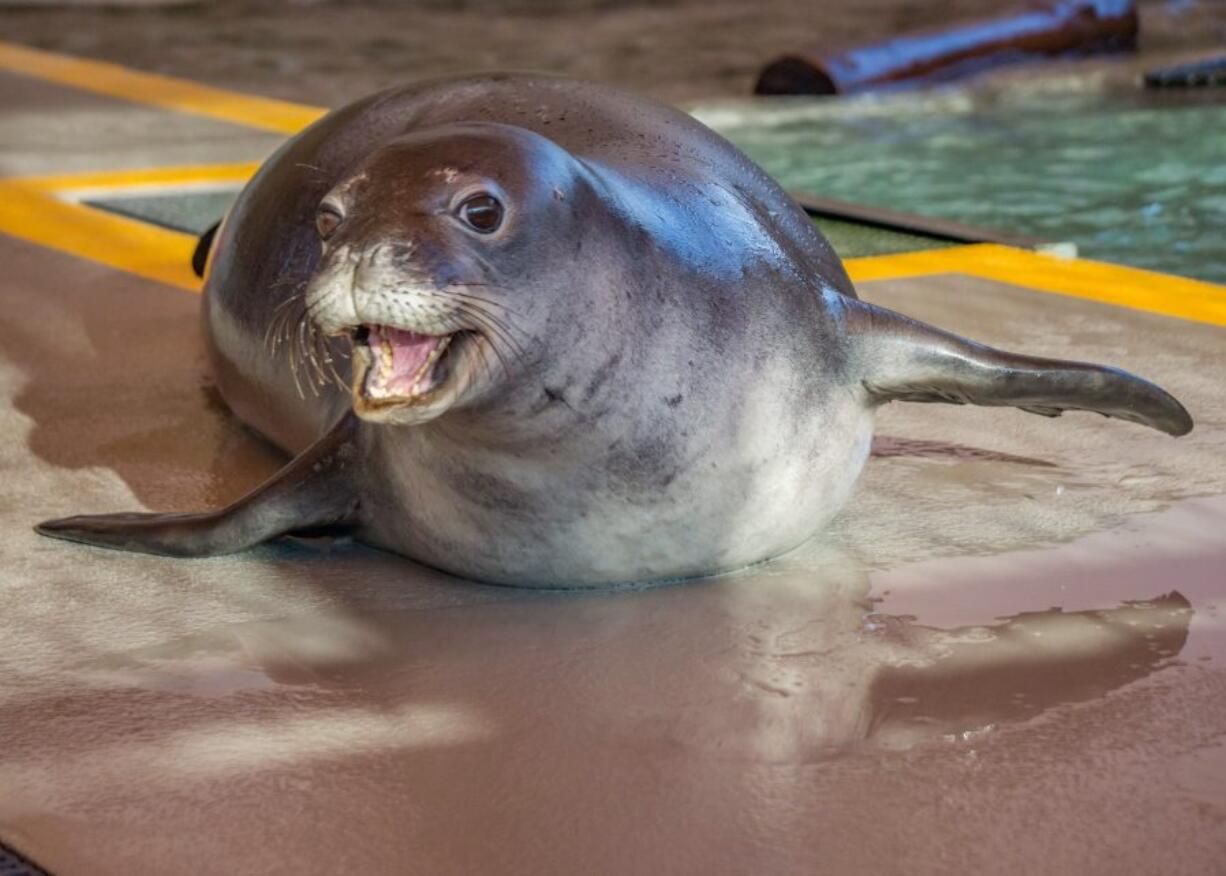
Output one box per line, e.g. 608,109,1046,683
3,525,1221,874
54,542,1193,767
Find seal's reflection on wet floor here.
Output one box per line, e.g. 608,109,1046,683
80,541,1191,765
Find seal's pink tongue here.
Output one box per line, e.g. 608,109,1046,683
369,324,444,395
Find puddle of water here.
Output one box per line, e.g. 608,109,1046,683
873,494,1226,664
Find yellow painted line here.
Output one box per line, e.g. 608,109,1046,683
846,243,1226,329
0,176,200,291
18,162,260,194
0,162,266,293
4,161,1226,330
0,40,325,135
846,247,984,284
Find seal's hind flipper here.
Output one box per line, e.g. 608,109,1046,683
36,413,362,557
846,299,1193,436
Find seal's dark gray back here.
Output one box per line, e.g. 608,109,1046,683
203,74,853,451
326,75,852,293
215,73,850,305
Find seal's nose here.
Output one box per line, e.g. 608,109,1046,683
351,242,433,304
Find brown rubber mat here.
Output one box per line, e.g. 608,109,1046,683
3,233,1225,874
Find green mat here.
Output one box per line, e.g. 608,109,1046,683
85,190,956,261
85,191,235,237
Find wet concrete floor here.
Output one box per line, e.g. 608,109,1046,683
1,63,1225,876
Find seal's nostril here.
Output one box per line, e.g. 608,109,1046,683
387,243,416,263
357,245,384,269
364,242,414,266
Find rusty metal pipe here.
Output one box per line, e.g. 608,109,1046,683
755,0,1137,96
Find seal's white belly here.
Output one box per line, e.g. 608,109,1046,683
363,399,874,587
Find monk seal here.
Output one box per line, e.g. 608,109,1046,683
35,74,1192,587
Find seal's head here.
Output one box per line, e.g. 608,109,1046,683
305,122,596,426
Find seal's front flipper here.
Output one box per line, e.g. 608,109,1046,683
846,299,1193,436
191,220,221,279
36,413,362,557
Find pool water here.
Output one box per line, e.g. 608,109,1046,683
695,82,1226,283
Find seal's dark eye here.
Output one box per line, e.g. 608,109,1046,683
458,194,503,234
316,205,343,240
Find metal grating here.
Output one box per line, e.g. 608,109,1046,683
0,839,48,876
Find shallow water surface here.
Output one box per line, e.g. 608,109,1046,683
696,83,1226,283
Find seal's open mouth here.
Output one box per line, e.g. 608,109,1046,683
353,324,458,408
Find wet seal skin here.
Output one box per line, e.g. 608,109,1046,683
35,74,1193,588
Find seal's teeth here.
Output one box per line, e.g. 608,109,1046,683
407,336,452,389
373,337,395,388
359,326,454,403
